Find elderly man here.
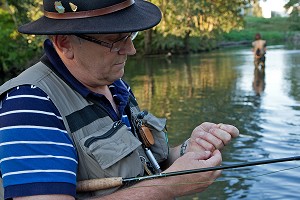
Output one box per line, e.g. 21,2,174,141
0,0,239,199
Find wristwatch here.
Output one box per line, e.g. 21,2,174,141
180,139,189,156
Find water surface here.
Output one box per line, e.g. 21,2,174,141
124,45,300,200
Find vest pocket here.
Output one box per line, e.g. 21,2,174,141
84,121,124,148
79,121,143,177
141,112,169,163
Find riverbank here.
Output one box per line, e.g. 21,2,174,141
221,16,299,47
1,14,298,79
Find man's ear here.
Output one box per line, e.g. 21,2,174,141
52,35,74,59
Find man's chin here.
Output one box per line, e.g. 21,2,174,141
110,71,124,83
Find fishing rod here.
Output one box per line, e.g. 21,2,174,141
76,155,300,192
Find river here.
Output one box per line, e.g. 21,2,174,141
123,45,300,200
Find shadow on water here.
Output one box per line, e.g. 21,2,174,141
124,45,300,200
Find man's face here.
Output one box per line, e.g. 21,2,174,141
67,33,136,88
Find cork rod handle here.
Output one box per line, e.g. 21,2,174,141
76,177,123,192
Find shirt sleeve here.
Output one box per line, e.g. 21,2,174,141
0,85,77,199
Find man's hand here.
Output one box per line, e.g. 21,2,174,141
187,122,239,153
162,150,222,197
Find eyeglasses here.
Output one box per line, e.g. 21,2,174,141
75,32,138,52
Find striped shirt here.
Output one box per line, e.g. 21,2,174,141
0,85,77,198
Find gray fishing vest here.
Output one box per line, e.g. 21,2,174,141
0,62,169,199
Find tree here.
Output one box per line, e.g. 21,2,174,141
150,0,253,53
0,0,43,75
285,0,300,30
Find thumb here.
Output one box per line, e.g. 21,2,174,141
206,150,222,166
188,151,212,160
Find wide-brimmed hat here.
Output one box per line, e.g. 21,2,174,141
18,0,162,35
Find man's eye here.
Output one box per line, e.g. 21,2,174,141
113,34,129,41
105,37,118,42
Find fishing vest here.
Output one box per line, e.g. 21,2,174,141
0,62,169,199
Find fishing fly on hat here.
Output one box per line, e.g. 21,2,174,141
18,0,162,35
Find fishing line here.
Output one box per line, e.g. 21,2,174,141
123,165,300,189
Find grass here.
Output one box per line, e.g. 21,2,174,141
222,16,293,45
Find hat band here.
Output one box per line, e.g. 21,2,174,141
44,0,135,19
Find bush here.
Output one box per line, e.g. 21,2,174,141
0,9,43,76
221,16,290,45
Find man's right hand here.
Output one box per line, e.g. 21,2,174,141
162,150,222,197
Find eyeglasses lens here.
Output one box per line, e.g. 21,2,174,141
130,32,138,40
111,32,138,52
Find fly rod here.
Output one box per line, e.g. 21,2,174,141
76,155,300,192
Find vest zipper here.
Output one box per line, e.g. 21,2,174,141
84,121,124,147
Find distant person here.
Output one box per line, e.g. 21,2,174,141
252,33,267,69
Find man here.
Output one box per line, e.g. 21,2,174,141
0,0,239,199
252,33,267,69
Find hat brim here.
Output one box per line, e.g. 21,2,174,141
18,0,161,35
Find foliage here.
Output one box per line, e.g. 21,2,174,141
0,9,40,76
284,0,300,31
0,0,44,76
149,0,252,53
221,16,291,44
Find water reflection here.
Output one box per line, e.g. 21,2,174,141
124,46,300,200
252,68,265,96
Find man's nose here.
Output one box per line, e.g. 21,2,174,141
118,39,136,55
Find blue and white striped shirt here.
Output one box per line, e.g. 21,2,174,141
0,85,77,198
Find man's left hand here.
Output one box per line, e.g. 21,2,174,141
187,122,239,153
